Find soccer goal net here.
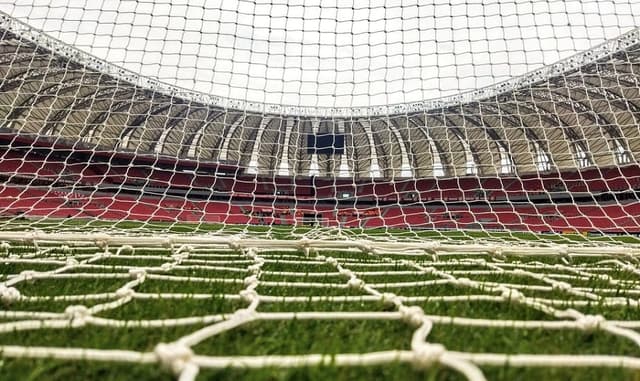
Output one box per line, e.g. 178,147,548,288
0,1,640,380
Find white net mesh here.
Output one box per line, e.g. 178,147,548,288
1,1,640,380
0,1,639,242
2,237,640,380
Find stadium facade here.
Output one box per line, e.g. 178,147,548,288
0,12,639,233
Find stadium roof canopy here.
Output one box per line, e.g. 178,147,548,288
0,12,639,179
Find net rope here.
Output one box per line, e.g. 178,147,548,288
1,1,640,379
1,234,640,379
0,2,639,242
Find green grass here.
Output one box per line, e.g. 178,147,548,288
258,284,365,297
418,299,554,320
0,324,206,352
428,325,639,356
97,297,245,320
3,216,640,244
17,277,128,296
1,226,640,381
193,319,415,356
1,358,637,381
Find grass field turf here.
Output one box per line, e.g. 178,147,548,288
1,229,640,380
1,216,639,244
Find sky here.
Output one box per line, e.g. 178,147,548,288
1,0,639,111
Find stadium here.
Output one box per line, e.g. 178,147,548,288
1,1,640,380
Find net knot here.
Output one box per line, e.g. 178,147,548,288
339,269,354,277
177,245,194,254
347,277,364,289
421,266,436,274
456,277,474,287
65,305,90,323
381,292,400,307
161,238,173,248
239,289,259,302
59,245,71,254
233,308,255,320
66,257,79,266
488,246,504,257
500,288,525,302
171,253,188,262
154,343,194,375
20,270,37,282
0,286,20,304
243,275,259,287
400,305,425,327
552,281,572,291
93,234,110,249
423,242,441,254
129,268,147,279
296,238,311,249
228,239,242,251
0,241,10,254
247,264,262,274
26,231,40,243
118,245,134,254
358,242,374,253
115,287,135,298
325,257,338,266
576,314,606,331
412,343,446,369
598,274,611,282
161,263,173,271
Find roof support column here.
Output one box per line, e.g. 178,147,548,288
385,119,413,177
218,116,245,161
246,117,270,174
277,118,295,176
360,119,381,178
309,120,320,176
338,120,351,177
